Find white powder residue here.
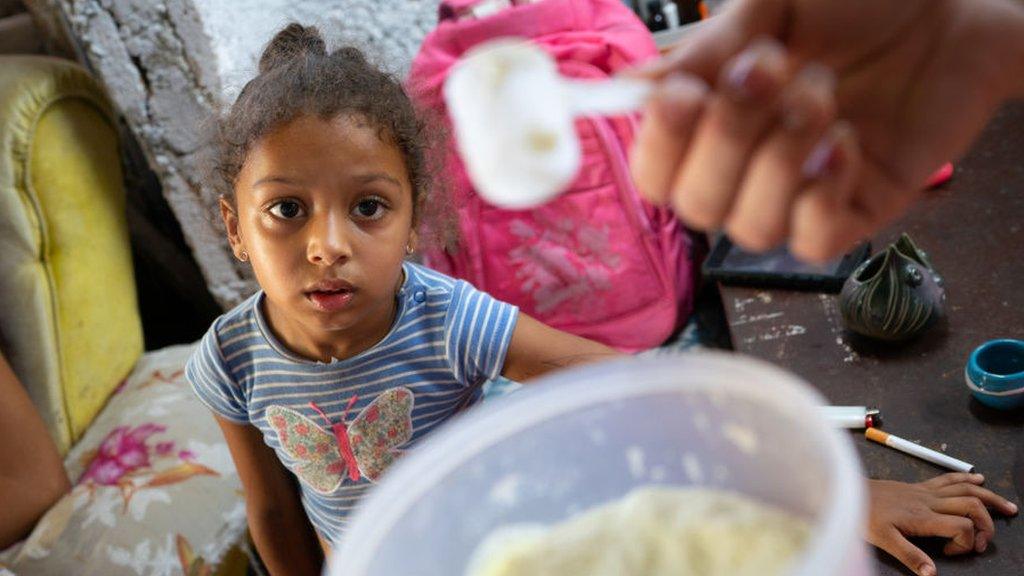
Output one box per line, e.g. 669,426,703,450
722,423,759,455
626,447,646,479
732,292,774,312
821,294,859,362
490,474,523,507
682,453,704,484
650,466,667,482
741,324,807,345
730,312,784,326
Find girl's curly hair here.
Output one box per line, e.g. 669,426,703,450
207,23,435,225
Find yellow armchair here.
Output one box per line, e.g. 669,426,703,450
0,56,247,576
0,55,142,454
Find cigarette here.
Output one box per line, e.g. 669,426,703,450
865,428,974,473
821,406,882,429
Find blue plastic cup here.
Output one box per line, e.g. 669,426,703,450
965,339,1024,410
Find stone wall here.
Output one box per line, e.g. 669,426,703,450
27,0,441,308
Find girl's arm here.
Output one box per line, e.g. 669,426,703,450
215,416,324,576
0,351,71,549
501,313,622,382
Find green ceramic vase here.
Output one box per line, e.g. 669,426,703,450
838,234,945,341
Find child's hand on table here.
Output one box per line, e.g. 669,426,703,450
867,473,1018,576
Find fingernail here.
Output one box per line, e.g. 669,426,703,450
725,39,783,101
919,564,935,576
783,64,835,131
801,63,837,93
655,74,710,129
802,137,838,180
972,473,985,481
1009,502,1019,514
977,536,988,553
725,51,757,98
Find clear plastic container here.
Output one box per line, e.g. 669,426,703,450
329,352,873,576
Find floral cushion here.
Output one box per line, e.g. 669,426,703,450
0,344,247,576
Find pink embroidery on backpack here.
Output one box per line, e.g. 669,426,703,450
508,213,621,315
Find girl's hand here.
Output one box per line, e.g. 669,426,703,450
866,474,1018,576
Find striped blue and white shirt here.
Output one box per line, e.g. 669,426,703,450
186,262,519,543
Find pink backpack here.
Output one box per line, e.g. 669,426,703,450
408,0,697,352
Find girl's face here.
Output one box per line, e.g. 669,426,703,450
223,114,416,359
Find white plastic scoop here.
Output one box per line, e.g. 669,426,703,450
443,39,652,209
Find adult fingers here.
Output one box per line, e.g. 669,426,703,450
633,0,789,84
671,38,790,230
872,527,937,576
725,63,837,251
789,121,867,262
631,75,709,204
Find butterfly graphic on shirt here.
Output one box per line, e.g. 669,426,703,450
265,387,414,494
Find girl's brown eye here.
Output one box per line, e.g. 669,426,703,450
269,200,304,219
353,198,386,220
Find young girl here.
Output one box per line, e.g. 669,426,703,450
186,23,618,574
189,21,1016,576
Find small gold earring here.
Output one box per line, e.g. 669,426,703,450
238,250,249,262
405,244,414,256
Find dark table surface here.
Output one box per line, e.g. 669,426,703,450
718,102,1024,575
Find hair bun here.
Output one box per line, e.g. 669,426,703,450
258,23,326,74
331,46,369,67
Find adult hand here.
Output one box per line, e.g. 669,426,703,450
631,0,1024,261
867,474,1018,576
